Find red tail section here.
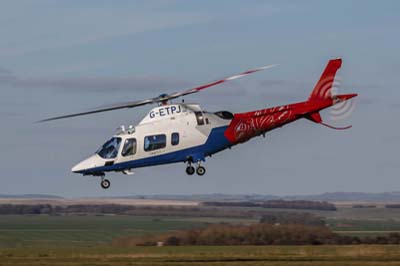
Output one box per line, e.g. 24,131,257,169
224,58,357,144
308,58,342,101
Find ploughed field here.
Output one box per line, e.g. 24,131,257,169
2,245,400,266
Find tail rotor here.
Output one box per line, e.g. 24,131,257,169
306,58,357,130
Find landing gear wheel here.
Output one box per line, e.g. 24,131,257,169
186,166,195,175
196,166,206,176
101,179,111,189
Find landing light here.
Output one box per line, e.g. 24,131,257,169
128,125,135,134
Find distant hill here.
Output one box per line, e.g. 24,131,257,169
0,194,63,199
284,192,400,202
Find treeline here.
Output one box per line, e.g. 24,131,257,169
0,201,338,216
0,204,261,218
385,204,400,208
113,223,400,246
352,205,377,208
0,204,206,216
0,204,54,215
202,200,337,211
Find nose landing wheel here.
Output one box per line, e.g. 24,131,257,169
100,178,111,189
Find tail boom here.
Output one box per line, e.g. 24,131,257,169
224,103,300,144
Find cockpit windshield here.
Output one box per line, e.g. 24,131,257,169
96,137,121,159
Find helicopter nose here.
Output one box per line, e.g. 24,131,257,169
71,154,103,173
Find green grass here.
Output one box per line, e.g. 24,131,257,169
2,213,400,247
3,212,400,265
0,215,211,247
327,219,400,236
245,206,400,221
2,245,400,266
328,219,400,231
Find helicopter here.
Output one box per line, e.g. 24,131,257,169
39,58,357,189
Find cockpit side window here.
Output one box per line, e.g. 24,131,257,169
122,138,136,157
96,137,121,159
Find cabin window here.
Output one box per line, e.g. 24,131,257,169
144,134,166,151
96,137,121,159
122,138,136,157
195,111,204,125
171,132,179,146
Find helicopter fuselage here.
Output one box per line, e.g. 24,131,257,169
71,103,232,175
71,91,356,177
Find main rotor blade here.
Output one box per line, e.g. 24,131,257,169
36,98,153,123
165,64,279,100
37,64,278,123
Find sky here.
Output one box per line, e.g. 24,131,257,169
1,0,399,197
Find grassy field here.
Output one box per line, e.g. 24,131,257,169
249,206,400,221
0,215,202,247
2,245,400,266
2,213,400,247
2,210,400,265
327,219,400,237
0,215,257,248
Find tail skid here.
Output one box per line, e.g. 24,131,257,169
320,122,352,130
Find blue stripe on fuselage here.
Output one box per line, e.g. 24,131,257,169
80,126,230,174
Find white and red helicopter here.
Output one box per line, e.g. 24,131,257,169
40,58,357,189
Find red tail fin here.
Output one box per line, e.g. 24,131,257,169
308,58,342,101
